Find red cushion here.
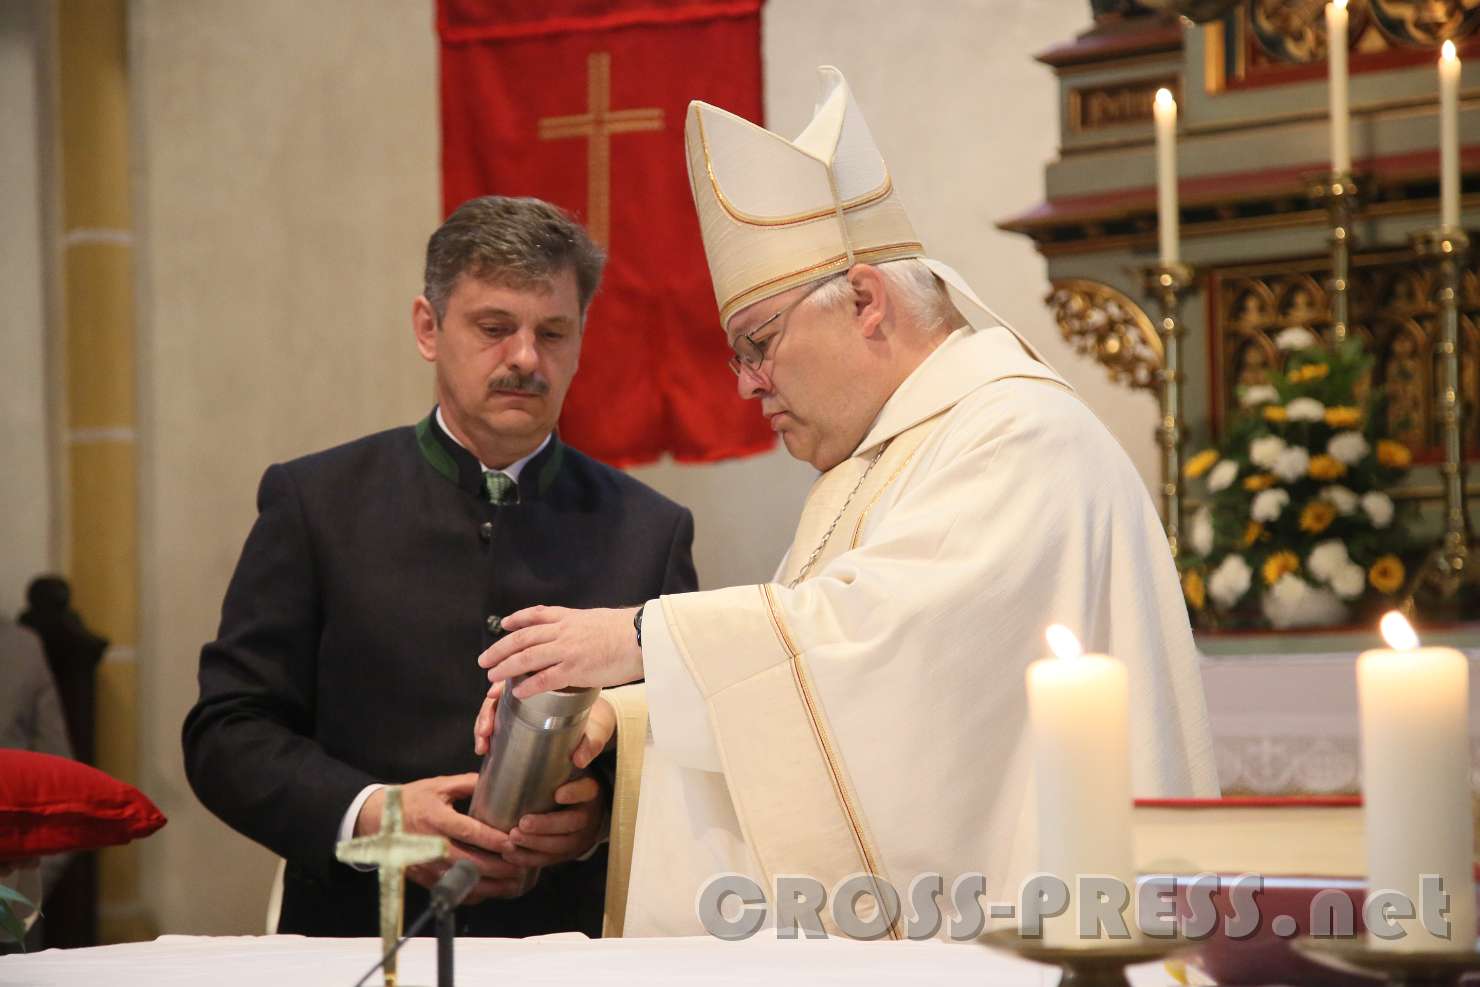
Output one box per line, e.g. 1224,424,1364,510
0,750,166,857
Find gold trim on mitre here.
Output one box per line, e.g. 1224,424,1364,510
685,66,924,327
719,240,923,326
697,110,896,228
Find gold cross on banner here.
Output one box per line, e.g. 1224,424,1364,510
336,786,448,987
538,51,664,245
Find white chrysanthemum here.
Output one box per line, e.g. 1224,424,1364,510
1209,554,1252,608
1327,431,1370,465
1272,446,1310,482
1207,460,1239,493
1249,435,1287,469
1252,488,1290,522
1307,540,1351,582
1262,573,1349,629
1240,385,1280,407
1189,507,1214,557
1331,563,1366,600
1362,491,1394,528
1286,397,1326,422
1321,485,1359,515
1276,327,1319,350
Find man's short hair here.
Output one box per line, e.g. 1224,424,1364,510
423,196,607,321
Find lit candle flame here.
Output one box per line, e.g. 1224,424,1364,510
1045,624,1084,660
1155,88,1174,111
1379,610,1420,651
1331,0,1347,11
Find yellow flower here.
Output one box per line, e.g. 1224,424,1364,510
1289,363,1330,384
1182,570,1206,610
1184,449,1220,479
1369,555,1405,594
1241,521,1264,547
1263,550,1300,586
1377,440,1412,468
1263,405,1288,423
1324,406,1362,428
1299,500,1336,534
1243,473,1277,491
1308,454,1347,481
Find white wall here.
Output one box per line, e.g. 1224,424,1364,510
0,1,56,620
123,0,1151,936
130,0,440,935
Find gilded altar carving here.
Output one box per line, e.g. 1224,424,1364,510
1068,78,1180,132
1210,252,1480,459
1211,1,1480,92
1046,279,1163,390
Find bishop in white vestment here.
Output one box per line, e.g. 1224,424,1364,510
476,67,1218,940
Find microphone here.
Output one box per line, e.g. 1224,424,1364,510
431,859,478,916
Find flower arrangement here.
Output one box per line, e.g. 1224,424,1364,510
1179,327,1417,629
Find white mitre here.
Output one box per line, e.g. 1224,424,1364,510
684,64,1039,355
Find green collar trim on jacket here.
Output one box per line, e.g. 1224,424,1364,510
416,411,566,497
535,440,564,496
415,414,459,485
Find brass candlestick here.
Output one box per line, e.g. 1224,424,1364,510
979,929,1188,987
1294,936,1480,987
1142,263,1195,558
1311,172,1361,344
1408,227,1476,602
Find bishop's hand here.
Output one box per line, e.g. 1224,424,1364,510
476,605,644,699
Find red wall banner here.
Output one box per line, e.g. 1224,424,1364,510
439,0,774,466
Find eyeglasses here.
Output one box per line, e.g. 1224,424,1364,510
726,275,842,377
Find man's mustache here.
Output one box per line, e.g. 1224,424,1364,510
488,372,550,396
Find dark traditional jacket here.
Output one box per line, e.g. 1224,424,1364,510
183,412,696,936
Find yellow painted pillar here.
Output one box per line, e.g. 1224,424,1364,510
58,0,149,943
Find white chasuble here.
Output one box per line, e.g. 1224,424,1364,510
618,326,1219,939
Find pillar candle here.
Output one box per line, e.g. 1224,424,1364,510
1027,625,1136,947
1357,612,1475,951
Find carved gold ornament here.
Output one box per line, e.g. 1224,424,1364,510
1047,279,1163,390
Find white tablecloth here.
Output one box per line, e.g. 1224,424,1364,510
0,933,1179,986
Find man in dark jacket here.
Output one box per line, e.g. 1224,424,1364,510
182,196,697,938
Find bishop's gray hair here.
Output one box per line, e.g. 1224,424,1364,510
423,196,606,322
803,258,955,334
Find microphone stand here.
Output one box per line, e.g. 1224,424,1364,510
437,907,454,987
353,860,476,987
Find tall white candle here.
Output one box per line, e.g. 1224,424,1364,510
1027,626,1136,947
1357,612,1475,952
1153,88,1179,266
1327,0,1351,174
1441,40,1462,229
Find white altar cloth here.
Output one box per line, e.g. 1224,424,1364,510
0,934,1178,986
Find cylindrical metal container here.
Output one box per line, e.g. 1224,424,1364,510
469,675,599,896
